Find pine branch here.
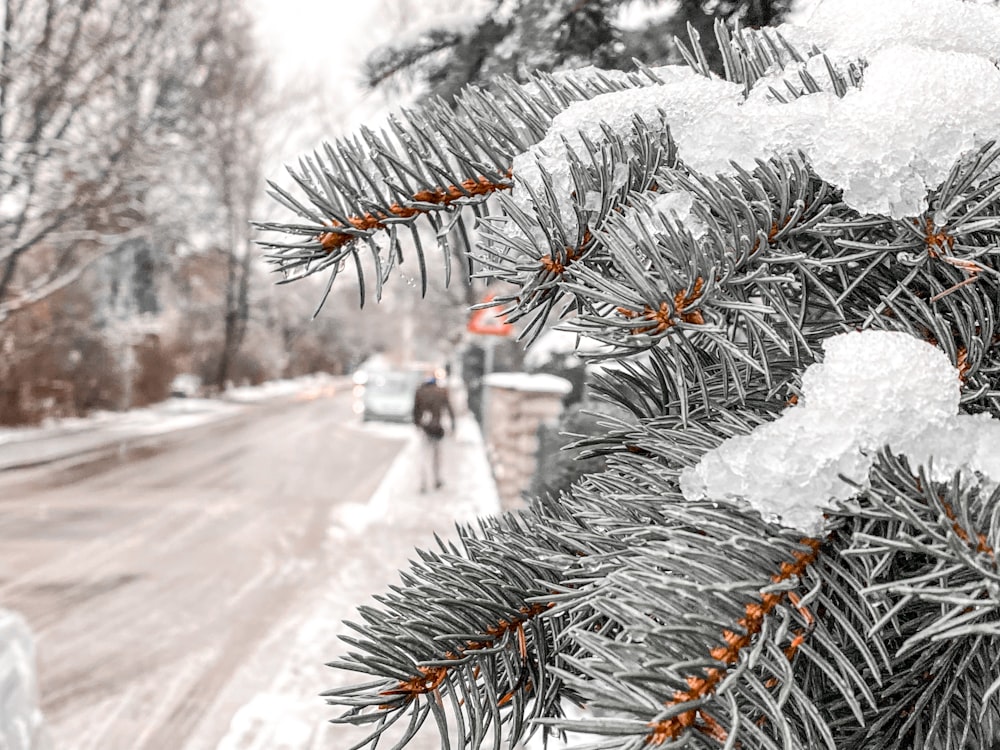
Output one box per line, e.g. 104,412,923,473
315,170,514,253
261,12,1000,749
825,453,1000,748
532,504,871,749
642,537,823,746
258,69,659,307
363,28,466,91
259,23,851,314
324,510,606,749
810,141,1000,413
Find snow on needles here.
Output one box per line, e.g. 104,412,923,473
680,331,1000,533
781,0,1000,61
511,0,1000,221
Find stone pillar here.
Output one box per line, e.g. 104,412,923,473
482,372,572,511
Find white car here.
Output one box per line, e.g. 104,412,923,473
357,369,423,422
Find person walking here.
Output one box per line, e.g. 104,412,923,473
412,371,455,492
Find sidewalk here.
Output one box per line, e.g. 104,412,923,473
335,413,501,538
314,415,566,750
209,413,502,750
323,417,568,750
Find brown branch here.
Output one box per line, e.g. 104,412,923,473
618,277,706,335
540,230,591,275
923,217,955,258
317,170,513,252
942,502,995,559
956,346,971,381
379,601,553,705
762,589,815,691
646,537,823,745
746,210,802,257
918,217,987,302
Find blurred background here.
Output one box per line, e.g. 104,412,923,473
0,0,806,420
0,1,800,748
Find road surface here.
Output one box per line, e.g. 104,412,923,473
0,390,448,749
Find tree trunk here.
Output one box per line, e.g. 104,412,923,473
215,240,252,390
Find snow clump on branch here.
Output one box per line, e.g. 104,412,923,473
681,330,1000,532
511,0,1000,221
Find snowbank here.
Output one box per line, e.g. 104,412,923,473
0,375,340,447
483,371,573,394
0,610,48,750
225,373,339,403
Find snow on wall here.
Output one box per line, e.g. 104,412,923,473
511,0,1000,220
483,371,573,394
681,331,1000,532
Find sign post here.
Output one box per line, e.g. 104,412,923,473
466,294,514,337
466,294,512,435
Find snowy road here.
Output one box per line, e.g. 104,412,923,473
0,390,435,749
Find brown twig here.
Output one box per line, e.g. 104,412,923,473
618,278,705,335
941,501,994,559
646,538,823,745
921,217,987,303
540,230,591,275
317,170,513,252
379,601,553,704
923,217,955,258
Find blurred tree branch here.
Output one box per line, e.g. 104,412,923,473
0,0,265,325
364,0,794,103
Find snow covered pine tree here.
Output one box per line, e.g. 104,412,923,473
258,0,1000,747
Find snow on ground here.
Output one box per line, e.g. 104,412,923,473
0,398,248,472
225,374,340,404
0,398,229,448
0,375,345,474
213,413,503,750
0,610,49,750
483,371,573,394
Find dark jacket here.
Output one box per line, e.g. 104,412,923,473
412,381,454,438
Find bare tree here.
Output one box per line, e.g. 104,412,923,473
0,0,278,421
179,0,270,389
0,0,243,322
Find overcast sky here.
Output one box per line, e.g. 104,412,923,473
249,1,380,86
247,0,409,184
246,0,470,173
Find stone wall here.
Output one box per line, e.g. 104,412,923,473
482,373,571,510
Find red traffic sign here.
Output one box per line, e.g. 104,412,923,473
467,294,513,336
